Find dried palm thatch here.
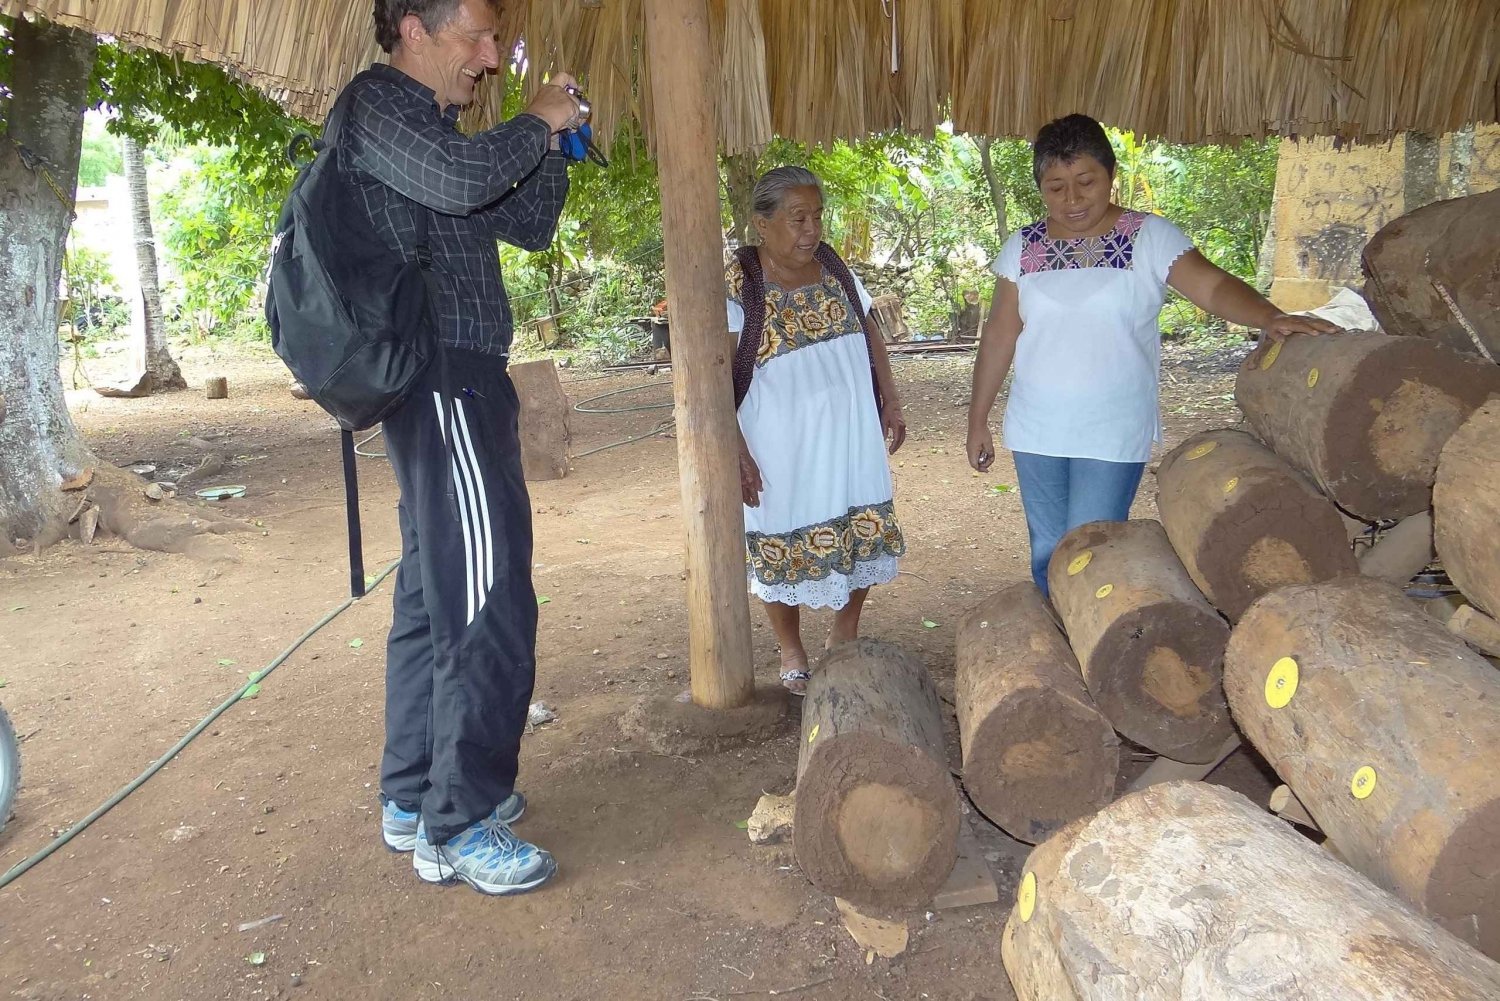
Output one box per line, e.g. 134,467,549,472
6,0,1498,150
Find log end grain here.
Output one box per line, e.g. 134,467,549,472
1435,401,1500,617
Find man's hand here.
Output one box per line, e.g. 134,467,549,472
740,446,763,507
524,75,581,132
967,425,995,473
883,400,907,455
1263,312,1340,341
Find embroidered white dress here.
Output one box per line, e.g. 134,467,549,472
725,261,904,609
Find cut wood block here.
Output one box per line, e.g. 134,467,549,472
1270,783,1320,831
955,583,1118,843
1001,781,1500,1001
508,359,571,481
931,817,1000,911
1435,401,1500,618
1157,428,1357,620
1048,520,1234,763
1235,331,1500,520
1126,733,1240,792
795,639,959,910
1225,575,1500,958
204,376,228,400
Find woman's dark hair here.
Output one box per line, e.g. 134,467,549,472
372,0,464,53
1032,114,1116,186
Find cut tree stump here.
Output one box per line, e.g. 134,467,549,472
1047,520,1234,763
1156,428,1357,620
1362,192,1493,356
1225,575,1500,958
1435,400,1500,617
1001,781,1500,1001
794,638,959,910
955,583,1119,843
507,359,571,481
1235,331,1500,520
204,376,228,400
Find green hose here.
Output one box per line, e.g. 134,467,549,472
0,558,401,891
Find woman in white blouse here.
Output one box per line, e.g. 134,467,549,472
966,114,1334,595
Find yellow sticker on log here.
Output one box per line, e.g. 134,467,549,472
1223,477,1240,494
807,724,820,744
1095,584,1114,599
1351,766,1377,799
1306,368,1320,388
1261,340,1283,369
1018,871,1037,922
1185,440,1218,460
1067,552,1093,575
1265,657,1299,709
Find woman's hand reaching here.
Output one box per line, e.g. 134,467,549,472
883,399,907,455
1262,312,1340,341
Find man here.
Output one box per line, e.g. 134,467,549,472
349,0,580,895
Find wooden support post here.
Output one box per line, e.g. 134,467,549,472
644,0,754,710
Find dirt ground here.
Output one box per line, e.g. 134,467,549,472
0,337,1273,1001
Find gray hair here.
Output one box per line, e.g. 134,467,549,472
751,166,824,218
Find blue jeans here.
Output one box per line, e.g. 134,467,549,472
1012,452,1146,596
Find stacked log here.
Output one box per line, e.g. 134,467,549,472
1224,576,1500,958
1426,197,1500,360
1001,781,1500,1000
1234,330,1500,520
794,639,959,910
1435,401,1500,618
955,583,1119,844
1362,191,1495,356
1047,520,1233,763
1156,429,1356,620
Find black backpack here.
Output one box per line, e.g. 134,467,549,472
266,70,438,433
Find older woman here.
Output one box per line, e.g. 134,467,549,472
967,114,1335,595
727,166,907,694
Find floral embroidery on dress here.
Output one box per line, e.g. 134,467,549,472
726,260,864,368
1018,209,1146,276
745,501,906,587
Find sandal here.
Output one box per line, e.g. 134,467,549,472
779,668,810,697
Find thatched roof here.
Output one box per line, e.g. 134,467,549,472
7,0,1499,151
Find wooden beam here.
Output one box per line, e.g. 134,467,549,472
1127,734,1241,792
643,0,755,710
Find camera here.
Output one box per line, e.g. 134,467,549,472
563,84,592,125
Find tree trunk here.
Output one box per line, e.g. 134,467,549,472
1001,781,1500,1001
1047,520,1234,763
795,639,959,910
1224,576,1500,959
955,583,1118,844
1156,429,1357,621
722,150,758,246
973,135,1009,244
1435,400,1500,617
1234,331,1500,520
122,133,185,391
0,18,97,552
1404,130,1442,213
508,359,570,482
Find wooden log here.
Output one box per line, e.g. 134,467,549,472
1235,331,1500,520
795,639,959,910
1225,575,1500,957
1362,193,1486,355
1448,604,1500,659
507,359,570,482
1047,520,1234,763
204,376,228,400
955,583,1119,844
1423,189,1500,360
644,0,755,709
1358,510,1434,585
1157,428,1357,620
1435,401,1500,617
1270,783,1321,831
1001,781,1500,1001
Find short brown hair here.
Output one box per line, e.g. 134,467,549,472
372,0,462,53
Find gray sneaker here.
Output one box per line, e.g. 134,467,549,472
382,793,526,853
413,816,556,895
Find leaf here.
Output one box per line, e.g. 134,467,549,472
247,952,266,966
989,484,1013,494
348,638,364,649
537,596,552,606
248,670,265,683
7,605,25,612
733,819,749,830
217,658,236,667
922,619,939,629
0,680,7,689
240,683,261,700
